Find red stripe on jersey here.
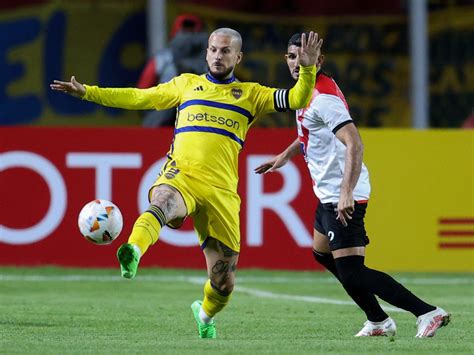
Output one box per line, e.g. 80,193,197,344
297,109,309,155
315,73,349,110
297,89,319,155
296,74,348,157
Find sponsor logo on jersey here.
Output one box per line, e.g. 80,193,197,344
165,167,180,179
231,88,242,99
187,112,240,129
194,86,204,91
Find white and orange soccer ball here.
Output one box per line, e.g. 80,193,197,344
78,199,123,245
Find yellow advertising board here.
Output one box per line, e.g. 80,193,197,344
361,130,474,271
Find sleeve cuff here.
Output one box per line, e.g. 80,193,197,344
299,64,317,74
82,84,90,100
332,120,353,134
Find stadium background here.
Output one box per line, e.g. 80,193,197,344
1,0,473,272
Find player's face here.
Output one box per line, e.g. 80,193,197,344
285,45,300,80
206,34,242,80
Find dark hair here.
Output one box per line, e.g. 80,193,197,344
287,32,311,47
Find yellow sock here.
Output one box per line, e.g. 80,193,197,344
202,279,232,317
128,205,166,256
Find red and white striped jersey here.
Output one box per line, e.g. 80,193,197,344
296,73,371,203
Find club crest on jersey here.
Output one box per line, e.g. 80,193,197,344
231,88,242,99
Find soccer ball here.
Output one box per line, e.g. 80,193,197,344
78,199,123,245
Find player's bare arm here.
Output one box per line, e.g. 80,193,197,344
254,138,301,174
335,123,364,226
50,76,86,98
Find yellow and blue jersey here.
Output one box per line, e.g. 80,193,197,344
84,66,316,192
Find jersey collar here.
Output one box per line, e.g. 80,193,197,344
206,72,236,84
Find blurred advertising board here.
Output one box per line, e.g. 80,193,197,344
1,127,473,271
1,1,472,127
170,2,474,127
0,0,146,126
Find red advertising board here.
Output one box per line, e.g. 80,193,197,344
0,127,320,270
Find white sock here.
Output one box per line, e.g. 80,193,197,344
131,244,142,259
199,307,213,324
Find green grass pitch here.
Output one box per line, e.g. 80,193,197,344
1,267,473,354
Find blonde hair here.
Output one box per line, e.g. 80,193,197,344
209,28,242,51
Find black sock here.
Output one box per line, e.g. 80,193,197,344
312,249,338,274
313,250,388,322
335,255,436,317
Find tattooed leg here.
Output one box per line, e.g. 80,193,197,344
150,184,187,223
123,184,188,265
197,237,239,321
203,237,239,294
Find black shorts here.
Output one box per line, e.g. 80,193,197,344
314,201,370,251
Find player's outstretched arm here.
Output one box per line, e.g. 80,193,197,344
50,76,174,110
50,76,86,98
287,32,323,110
254,138,301,174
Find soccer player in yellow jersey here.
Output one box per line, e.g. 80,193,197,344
51,28,323,339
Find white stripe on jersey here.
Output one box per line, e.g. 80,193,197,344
296,92,370,203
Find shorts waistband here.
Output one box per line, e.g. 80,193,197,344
320,200,368,210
